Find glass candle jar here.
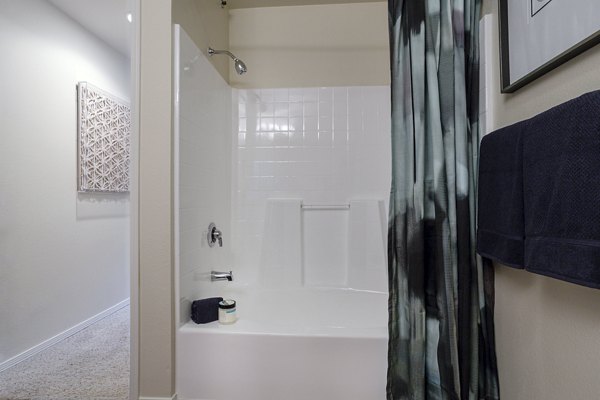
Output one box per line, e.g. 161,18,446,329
218,299,237,324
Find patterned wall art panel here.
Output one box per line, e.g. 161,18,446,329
77,82,130,192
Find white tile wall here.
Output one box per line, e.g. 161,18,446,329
175,27,233,324
233,86,391,284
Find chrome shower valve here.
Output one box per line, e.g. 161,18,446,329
207,222,223,247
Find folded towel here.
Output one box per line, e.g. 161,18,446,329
191,297,223,324
523,91,600,288
477,120,526,269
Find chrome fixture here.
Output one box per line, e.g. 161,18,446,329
207,47,247,75
301,203,351,210
211,270,233,282
207,222,223,247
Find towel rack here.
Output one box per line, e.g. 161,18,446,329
301,204,350,210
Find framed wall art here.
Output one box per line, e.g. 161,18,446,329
77,82,131,193
499,0,600,93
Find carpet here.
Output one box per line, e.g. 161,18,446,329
0,305,129,400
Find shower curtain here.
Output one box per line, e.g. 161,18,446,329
386,1,499,399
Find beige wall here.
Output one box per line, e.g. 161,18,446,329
229,2,390,88
173,0,230,83
137,0,175,398
228,0,383,8
483,1,600,399
136,1,229,397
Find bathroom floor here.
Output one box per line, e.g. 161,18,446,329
0,306,129,400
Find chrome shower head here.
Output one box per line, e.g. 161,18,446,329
208,47,247,75
234,58,247,75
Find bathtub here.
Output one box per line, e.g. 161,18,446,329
176,287,388,400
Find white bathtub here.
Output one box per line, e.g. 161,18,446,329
176,287,388,400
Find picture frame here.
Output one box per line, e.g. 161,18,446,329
498,0,600,93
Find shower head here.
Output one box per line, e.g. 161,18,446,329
234,58,247,75
207,47,247,75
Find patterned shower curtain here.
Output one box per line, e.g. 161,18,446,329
386,1,499,399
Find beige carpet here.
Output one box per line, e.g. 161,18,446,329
0,305,129,400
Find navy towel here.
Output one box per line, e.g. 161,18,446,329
477,121,526,269
523,91,600,288
191,297,223,324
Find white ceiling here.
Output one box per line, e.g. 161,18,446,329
48,0,131,57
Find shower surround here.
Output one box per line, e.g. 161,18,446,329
174,25,391,400
232,85,391,287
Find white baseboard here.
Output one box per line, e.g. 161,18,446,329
0,298,130,372
139,395,177,400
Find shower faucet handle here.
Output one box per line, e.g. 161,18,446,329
208,222,223,247
213,229,223,247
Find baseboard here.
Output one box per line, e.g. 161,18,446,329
139,395,177,400
0,298,130,372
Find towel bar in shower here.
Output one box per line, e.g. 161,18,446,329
300,204,350,210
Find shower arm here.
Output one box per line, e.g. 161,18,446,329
207,47,247,75
208,47,236,60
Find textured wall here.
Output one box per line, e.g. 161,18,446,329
0,0,130,365
482,1,600,399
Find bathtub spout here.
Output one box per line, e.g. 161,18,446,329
211,270,233,282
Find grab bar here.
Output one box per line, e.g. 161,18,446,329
301,204,350,210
